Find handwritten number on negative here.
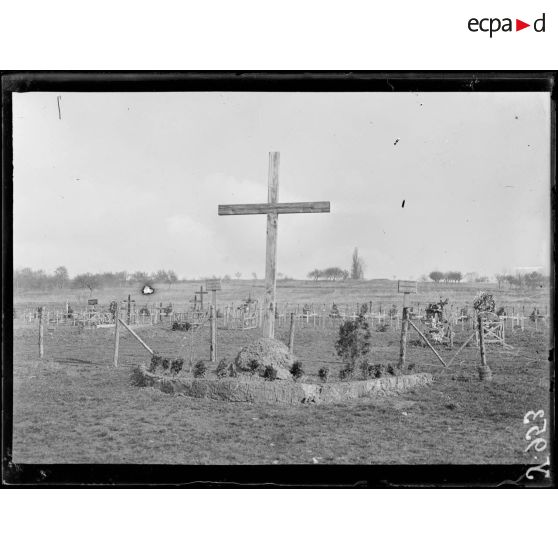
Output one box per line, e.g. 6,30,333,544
524,438,547,453
525,420,547,441
526,456,551,480
523,410,544,424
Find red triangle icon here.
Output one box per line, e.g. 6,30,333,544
516,19,530,31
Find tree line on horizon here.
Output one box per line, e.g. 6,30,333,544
13,263,549,294
425,270,548,289
13,267,179,295
494,271,549,290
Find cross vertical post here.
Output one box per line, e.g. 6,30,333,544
264,152,279,338
218,151,330,339
194,285,208,311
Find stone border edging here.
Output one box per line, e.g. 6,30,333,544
136,369,433,405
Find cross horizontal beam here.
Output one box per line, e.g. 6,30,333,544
218,201,330,216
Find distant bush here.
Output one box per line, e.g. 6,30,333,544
290,361,304,381
193,360,207,378
376,323,389,333
318,366,329,383
162,358,170,370
172,321,192,331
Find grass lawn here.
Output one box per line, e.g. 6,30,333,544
11,316,551,464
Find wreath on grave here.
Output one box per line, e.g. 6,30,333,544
473,292,495,314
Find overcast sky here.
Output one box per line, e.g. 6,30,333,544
12,91,551,280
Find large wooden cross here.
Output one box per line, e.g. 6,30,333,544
218,152,330,338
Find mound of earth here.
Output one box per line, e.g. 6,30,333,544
234,337,295,380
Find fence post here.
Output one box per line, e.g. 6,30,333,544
477,313,492,381
448,321,454,349
398,294,409,368
210,304,216,362
113,303,120,368
288,312,296,354
38,306,44,358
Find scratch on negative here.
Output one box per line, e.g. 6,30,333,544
57,96,62,120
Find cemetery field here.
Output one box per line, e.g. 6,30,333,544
13,279,551,315
11,315,551,464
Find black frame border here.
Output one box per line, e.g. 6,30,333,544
2,70,556,488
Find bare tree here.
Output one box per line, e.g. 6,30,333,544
73,273,99,297
54,266,69,289
429,271,444,283
307,269,321,281
131,270,151,283
153,270,169,283
166,270,178,289
495,274,505,290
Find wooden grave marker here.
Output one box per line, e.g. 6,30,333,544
397,280,416,368
218,151,330,338
195,285,208,311
122,294,135,325
398,280,447,368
